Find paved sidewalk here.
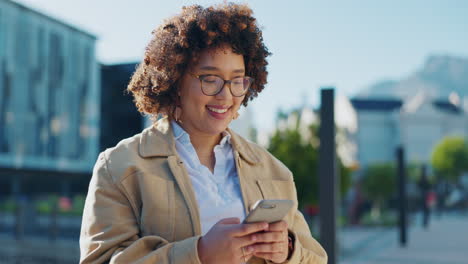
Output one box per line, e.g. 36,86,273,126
340,212,468,264
0,234,79,264
339,225,395,260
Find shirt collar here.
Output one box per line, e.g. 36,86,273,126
139,117,260,164
171,120,232,148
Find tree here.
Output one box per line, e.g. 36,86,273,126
268,128,318,207
431,136,468,183
268,123,352,209
361,163,396,218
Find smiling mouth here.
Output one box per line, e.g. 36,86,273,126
206,106,229,113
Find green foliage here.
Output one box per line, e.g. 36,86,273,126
406,162,436,184
361,163,396,203
269,128,318,207
340,162,352,198
406,162,422,183
268,124,352,209
35,194,58,214
0,198,18,212
69,194,86,216
34,194,85,216
431,136,468,182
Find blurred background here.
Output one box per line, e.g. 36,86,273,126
0,0,467,263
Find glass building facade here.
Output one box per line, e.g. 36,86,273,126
0,0,99,174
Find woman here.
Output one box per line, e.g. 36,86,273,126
79,3,327,264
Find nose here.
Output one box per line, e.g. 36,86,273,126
215,81,233,99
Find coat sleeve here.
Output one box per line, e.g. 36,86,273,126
79,153,202,264
265,210,327,264
284,210,328,264
266,178,328,264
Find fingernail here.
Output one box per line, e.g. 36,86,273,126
252,235,257,241
247,246,254,252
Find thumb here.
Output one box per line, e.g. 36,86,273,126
217,217,241,225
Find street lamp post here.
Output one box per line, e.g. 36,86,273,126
397,146,408,247
319,88,338,264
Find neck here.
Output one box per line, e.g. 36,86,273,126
175,121,222,157
190,132,222,157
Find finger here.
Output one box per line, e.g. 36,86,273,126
217,217,241,225
234,233,259,248
254,231,284,243
230,222,268,237
267,220,288,232
240,252,255,263
238,245,255,261
253,241,287,253
243,252,255,262
242,245,255,255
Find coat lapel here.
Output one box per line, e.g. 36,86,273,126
167,155,202,235
227,127,263,216
138,118,201,236
137,117,263,237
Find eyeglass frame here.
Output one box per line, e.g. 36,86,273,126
189,73,254,97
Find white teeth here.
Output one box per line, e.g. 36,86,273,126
207,107,228,113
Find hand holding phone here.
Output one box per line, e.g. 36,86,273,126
242,200,293,263
243,199,293,224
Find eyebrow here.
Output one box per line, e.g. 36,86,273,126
198,66,245,73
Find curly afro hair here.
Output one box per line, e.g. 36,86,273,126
126,2,271,121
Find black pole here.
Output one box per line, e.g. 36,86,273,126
397,146,407,247
419,164,430,229
49,201,58,241
12,178,24,240
14,200,25,241
319,88,337,264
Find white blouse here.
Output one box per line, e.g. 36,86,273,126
171,121,246,235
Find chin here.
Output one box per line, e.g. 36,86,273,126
204,121,230,134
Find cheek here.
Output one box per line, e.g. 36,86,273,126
233,97,245,110
183,97,208,112
180,85,209,111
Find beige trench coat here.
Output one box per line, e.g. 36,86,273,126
79,117,327,264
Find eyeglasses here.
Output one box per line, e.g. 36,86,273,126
190,73,253,97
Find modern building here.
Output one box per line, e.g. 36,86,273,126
0,0,99,195
353,55,468,171
100,62,144,151
351,93,468,169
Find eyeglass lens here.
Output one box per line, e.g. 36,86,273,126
201,75,250,96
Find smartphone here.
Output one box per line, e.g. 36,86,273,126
243,199,294,224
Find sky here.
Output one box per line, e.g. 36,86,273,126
11,0,468,133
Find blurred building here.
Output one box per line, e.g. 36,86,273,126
0,0,99,196
353,55,468,170
100,62,144,151
351,93,468,169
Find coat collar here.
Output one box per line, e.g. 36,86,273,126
138,117,260,165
